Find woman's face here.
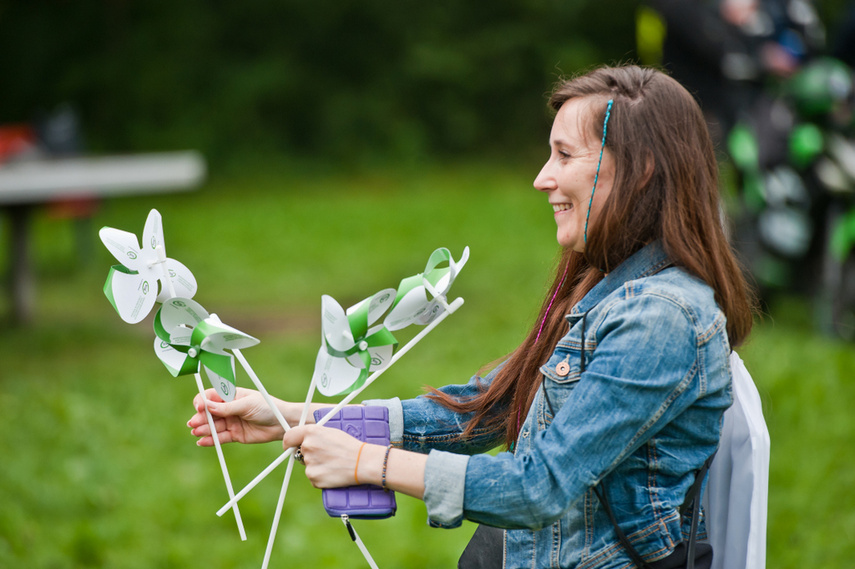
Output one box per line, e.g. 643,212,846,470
534,98,615,252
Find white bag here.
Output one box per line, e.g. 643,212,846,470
703,351,770,569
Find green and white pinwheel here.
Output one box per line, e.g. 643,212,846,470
312,289,399,397
218,246,470,562
384,246,470,330
100,209,197,324
154,297,259,402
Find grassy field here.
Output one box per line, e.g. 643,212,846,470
1,161,854,567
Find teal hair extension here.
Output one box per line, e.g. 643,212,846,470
583,98,614,244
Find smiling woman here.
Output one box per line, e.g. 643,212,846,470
534,97,616,252
187,64,757,569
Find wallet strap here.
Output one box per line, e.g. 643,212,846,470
342,514,380,569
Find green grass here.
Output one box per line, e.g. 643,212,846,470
1,161,854,567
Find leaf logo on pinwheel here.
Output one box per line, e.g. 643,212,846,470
153,297,259,402
99,209,197,324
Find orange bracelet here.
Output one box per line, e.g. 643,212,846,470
354,442,367,484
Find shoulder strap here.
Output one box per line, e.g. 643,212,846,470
594,481,653,569
594,452,715,569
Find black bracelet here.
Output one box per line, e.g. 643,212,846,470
381,444,393,492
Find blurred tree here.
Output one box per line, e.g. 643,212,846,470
0,0,637,167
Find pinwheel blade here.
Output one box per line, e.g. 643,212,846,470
104,264,158,324
154,336,199,377
202,360,238,402
313,347,365,397
155,258,198,303
194,317,260,353
99,227,144,269
353,288,397,325
157,298,208,333
142,209,165,254
383,274,429,331
384,246,469,330
321,295,355,353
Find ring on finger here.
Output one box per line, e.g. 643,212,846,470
294,445,305,464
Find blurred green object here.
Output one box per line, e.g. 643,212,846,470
728,123,760,172
728,123,765,212
831,207,855,261
788,123,824,169
786,56,854,118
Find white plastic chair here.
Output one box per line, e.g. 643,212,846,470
703,351,770,569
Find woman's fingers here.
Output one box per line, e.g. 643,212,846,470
192,388,225,413
281,425,308,451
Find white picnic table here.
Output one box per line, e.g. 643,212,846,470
0,150,205,324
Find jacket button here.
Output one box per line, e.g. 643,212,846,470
556,361,570,376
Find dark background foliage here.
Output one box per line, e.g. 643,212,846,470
0,0,642,168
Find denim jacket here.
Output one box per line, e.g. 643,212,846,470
366,241,733,568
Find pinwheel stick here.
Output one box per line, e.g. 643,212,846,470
260,371,320,568
152,244,177,299
233,348,292,433
217,296,465,517
261,451,297,569
194,372,247,541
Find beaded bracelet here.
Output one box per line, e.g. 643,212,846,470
381,444,393,492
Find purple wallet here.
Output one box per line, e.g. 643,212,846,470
313,406,397,519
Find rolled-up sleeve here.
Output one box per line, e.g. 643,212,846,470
424,450,471,528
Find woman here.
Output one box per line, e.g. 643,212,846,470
188,64,755,568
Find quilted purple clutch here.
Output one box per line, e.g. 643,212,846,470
313,406,397,519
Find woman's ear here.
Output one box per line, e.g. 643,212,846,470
641,151,655,188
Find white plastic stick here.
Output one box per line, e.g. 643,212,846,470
217,448,293,516
261,374,319,564
195,372,247,540
217,296,464,515
233,348,292,433
153,244,177,299
261,452,296,569
298,374,319,426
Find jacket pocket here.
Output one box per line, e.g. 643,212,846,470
539,348,583,422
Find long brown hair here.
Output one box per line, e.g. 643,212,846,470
429,65,756,448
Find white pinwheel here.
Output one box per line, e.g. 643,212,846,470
384,246,470,330
100,209,197,323
311,289,399,398
153,298,259,402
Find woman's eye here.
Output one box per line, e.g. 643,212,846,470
558,151,571,159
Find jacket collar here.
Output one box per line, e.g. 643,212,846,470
568,241,672,318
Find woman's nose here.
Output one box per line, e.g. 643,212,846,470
533,161,555,193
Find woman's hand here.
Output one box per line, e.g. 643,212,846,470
188,387,289,446
283,425,371,488
283,424,428,499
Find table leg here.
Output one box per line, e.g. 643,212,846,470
5,204,35,325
